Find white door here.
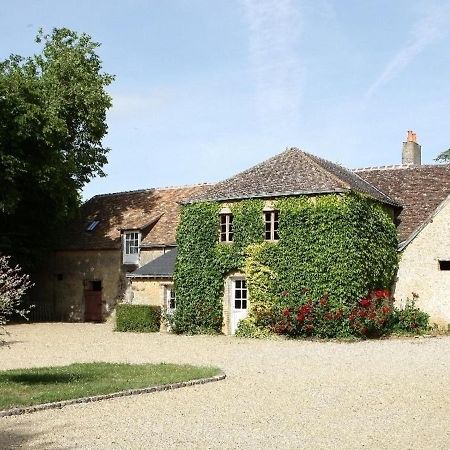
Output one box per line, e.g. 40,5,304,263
230,278,248,334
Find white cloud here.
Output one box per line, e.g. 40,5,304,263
241,0,304,127
365,2,450,101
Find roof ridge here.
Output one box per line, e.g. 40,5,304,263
87,182,213,201
89,188,155,200
301,150,350,190
155,182,214,191
354,163,448,172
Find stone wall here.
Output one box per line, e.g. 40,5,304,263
139,248,166,266
394,198,450,328
34,250,125,321
130,278,172,331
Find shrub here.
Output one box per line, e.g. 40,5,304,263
115,304,161,332
393,294,430,334
270,294,353,338
348,290,395,337
235,317,274,339
0,255,33,339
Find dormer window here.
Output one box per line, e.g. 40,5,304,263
219,212,233,242
123,231,141,264
264,210,279,241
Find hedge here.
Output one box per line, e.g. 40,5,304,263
115,304,161,332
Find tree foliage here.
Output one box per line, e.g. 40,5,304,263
0,28,114,268
435,148,450,162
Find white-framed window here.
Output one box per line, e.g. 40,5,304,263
219,213,233,242
165,285,176,312
233,278,247,310
264,210,279,241
123,231,141,264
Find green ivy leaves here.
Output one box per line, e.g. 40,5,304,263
173,194,398,335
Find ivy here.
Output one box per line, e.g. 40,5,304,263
172,194,398,335
172,199,263,333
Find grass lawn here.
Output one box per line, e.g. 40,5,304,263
0,362,220,410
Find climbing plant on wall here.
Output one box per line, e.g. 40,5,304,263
172,194,398,335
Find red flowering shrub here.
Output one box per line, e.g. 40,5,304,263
348,290,395,337
270,289,413,338
265,288,430,339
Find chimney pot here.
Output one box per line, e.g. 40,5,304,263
402,130,421,166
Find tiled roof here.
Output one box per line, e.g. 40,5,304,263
355,164,450,243
186,148,399,206
128,249,177,278
59,185,211,250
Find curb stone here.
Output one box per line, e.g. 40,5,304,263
0,371,226,418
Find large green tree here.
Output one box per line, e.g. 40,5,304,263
0,28,114,269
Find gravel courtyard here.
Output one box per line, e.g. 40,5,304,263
0,323,449,449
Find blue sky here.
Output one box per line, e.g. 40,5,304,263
2,0,450,199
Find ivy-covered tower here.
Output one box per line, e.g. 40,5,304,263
173,148,400,335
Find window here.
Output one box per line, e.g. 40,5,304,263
86,220,100,232
123,231,140,264
264,210,279,241
439,260,450,271
166,286,176,311
234,279,247,310
219,214,233,242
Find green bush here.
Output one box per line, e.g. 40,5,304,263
115,304,161,332
235,317,274,339
393,294,430,334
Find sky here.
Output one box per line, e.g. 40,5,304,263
1,0,450,200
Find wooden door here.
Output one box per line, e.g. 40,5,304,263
84,290,103,322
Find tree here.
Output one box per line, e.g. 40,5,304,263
0,255,33,339
435,149,450,162
0,28,114,269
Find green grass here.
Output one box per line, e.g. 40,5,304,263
0,362,220,410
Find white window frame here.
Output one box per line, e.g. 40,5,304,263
264,210,279,241
233,278,248,310
219,213,233,242
123,231,141,264
165,285,176,312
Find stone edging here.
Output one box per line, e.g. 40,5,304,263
0,371,226,418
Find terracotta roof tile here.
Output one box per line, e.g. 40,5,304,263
59,185,211,250
187,148,398,206
355,164,450,242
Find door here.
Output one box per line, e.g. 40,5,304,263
84,280,103,322
230,278,248,334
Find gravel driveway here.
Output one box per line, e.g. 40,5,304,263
0,323,449,449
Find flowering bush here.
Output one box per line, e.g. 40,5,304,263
271,294,351,338
262,288,430,339
393,293,429,333
348,290,394,337
0,256,33,338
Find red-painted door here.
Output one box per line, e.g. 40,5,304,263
84,291,103,322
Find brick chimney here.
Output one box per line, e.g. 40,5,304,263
402,130,421,166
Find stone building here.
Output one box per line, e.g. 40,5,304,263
34,185,209,321
356,133,450,328
38,131,450,331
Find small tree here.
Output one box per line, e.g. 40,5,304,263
0,256,33,338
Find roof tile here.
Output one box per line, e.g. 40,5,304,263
187,148,398,206
355,164,450,242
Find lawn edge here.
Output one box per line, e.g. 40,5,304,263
0,370,226,418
